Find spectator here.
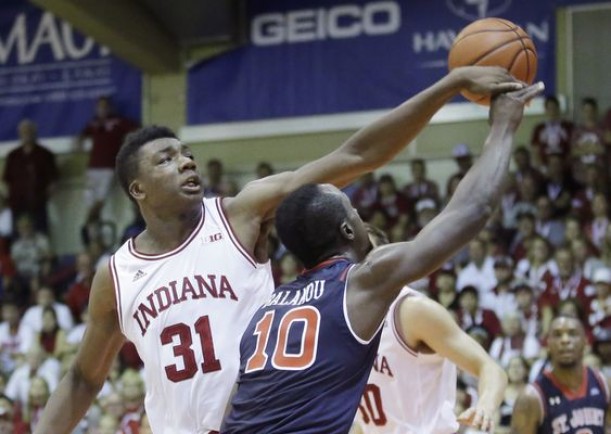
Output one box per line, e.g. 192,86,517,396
489,312,541,367
570,97,606,183
350,173,379,221
0,194,12,242
23,376,49,432
0,298,34,375
21,286,74,332
96,413,120,434
457,285,501,344
497,356,529,431
601,224,611,269
80,202,117,251
36,307,69,359
511,145,545,189
592,327,611,379
2,119,58,234
75,96,139,217
530,95,573,168
4,345,59,406
584,192,609,251
413,198,439,235
514,283,540,338
63,252,95,321
10,214,53,301
509,211,537,261
118,369,144,433
515,235,556,293
570,236,603,281
503,174,540,229
482,255,518,319
543,154,576,218
534,195,565,248
571,164,607,222
434,269,459,313
445,143,473,196
255,161,274,179
203,158,233,198
373,174,411,233
403,159,439,204
588,268,611,333
457,238,497,295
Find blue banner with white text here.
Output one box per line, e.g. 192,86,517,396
0,0,141,141
187,0,608,125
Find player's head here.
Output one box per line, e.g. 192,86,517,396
276,184,370,269
116,125,202,207
547,315,586,369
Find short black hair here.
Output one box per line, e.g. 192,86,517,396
115,125,178,198
459,285,479,299
582,97,597,109
275,184,348,269
544,95,559,107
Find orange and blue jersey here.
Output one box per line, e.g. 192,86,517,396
222,258,382,433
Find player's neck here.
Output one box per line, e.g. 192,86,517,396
136,206,203,254
550,364,585,390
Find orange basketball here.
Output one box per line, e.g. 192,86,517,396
448,17,538,106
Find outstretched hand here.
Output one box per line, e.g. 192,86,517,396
457,405,496,432
454,66,525,96
489,81,545,129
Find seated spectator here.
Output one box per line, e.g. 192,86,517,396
514,282,540,338
0,298,34,375
10,214,53,297
509,211,538,262
592,327,611,380
457,286,501,344
588,268,611,333
512,145,545,190
563,215,586,246
457,239,496,295
446,143,473,197
23,376,49,432
63,252,95,321
543,154,576,218
570,236,604,281
373,174,411,232
36,307,69,359
502,174,540,230
570,97,606,184
118,369,145,433
412,198,438,235
497,356,529,431
21,286,74,332
80,201,117,251
530,95,573,169
403,159,439,204
515,235,556,293
434,270,459,313
571,164,607,222
481,255,518,319
66,306,88,350
5,344,59,406
534,195,565,248
584,192,610,251
489,312,541,367
539,247,595,335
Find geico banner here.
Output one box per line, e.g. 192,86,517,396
0,0,141,141
188,0,559,125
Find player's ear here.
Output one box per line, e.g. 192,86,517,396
340,221,355,241
129,180,145,201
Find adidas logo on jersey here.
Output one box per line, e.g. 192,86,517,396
133,269,146,281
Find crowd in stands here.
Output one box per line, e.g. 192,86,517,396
0,95,609,432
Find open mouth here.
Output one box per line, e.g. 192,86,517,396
181,175,202,191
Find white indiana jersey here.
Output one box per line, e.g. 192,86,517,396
110,198,274,434
354,287,458,434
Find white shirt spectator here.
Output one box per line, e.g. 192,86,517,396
480,290,518,321
22,303,74,332
0,321,35,373
10,233,51,278
457,257,497,294
66,323,87,345
489,334,541,367
5,357,60,405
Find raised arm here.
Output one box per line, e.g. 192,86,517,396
510,387,542,434
396,296,507,432
226,67,521,222
347,82,545,340
34,262,125,434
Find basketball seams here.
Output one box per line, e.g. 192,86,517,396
461,36,530,69
508,28,532,83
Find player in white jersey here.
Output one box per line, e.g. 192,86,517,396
352,225,508,434
34,67,522,434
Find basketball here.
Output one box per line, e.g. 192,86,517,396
448,17,538,105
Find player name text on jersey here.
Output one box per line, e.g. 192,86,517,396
264,280,326,307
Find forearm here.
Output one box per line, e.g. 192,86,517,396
476,360,508,413
34,368,101,434
339,70,465,170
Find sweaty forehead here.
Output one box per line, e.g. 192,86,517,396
550,317,583,333
142,137,183,154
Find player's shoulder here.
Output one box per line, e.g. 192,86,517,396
89,257,118,314
397,290,443,318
